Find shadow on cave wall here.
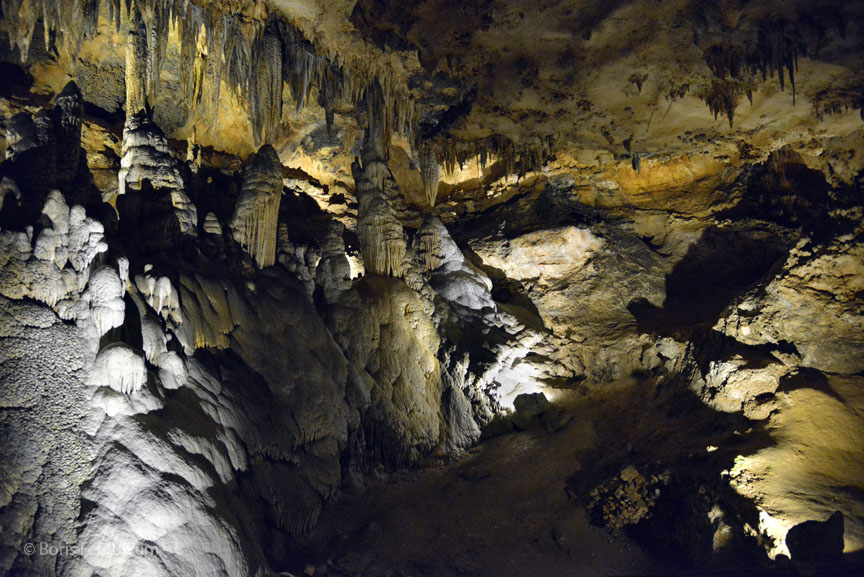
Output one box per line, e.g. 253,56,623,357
116,180,183,254
628,225,789,336
564,371,777,571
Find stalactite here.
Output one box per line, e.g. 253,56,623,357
700,17,807,124
364,80,392,162
318,64,343,137
124,7,148,115
203,9,227,123
56,0,87,66
107,0,121,31
136,0,170,103
223,16,250,99
430,134,554,181
230,144,283,269
698,79,747,128
249,24,282,146
40,0,58,53
418,145,440,207
178,4,201,100
279,21,324,115
4,0,39,62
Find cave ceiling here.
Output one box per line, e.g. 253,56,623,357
1,0,862,214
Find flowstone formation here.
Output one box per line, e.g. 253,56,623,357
1,1,864,576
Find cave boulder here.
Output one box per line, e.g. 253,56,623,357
786,511,845,563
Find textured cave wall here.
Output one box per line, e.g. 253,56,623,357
0,296,93,576
0,62,499,577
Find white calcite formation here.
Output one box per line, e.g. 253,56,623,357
89,343,147,394
231,144,284,268
0,190,106,311
134,272,181,326
88,265,126,337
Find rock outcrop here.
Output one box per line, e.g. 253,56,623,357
717,231,864,375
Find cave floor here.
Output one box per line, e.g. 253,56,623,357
302,379,703,577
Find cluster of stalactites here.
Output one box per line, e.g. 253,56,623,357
2,0,99,65
698,17,821,126
2,0,417,147
428,134,556,181
230,144,283,269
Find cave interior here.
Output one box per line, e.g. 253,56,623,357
1,0,864,576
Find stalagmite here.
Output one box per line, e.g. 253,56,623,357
316,221,352,302
230,144,283,268
353,80,407,278
203,212,222,236
354,151,406,278
276,225,319,297
119,112,198,238
419,145,440,207
414,219,443,272
4,82,85,193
